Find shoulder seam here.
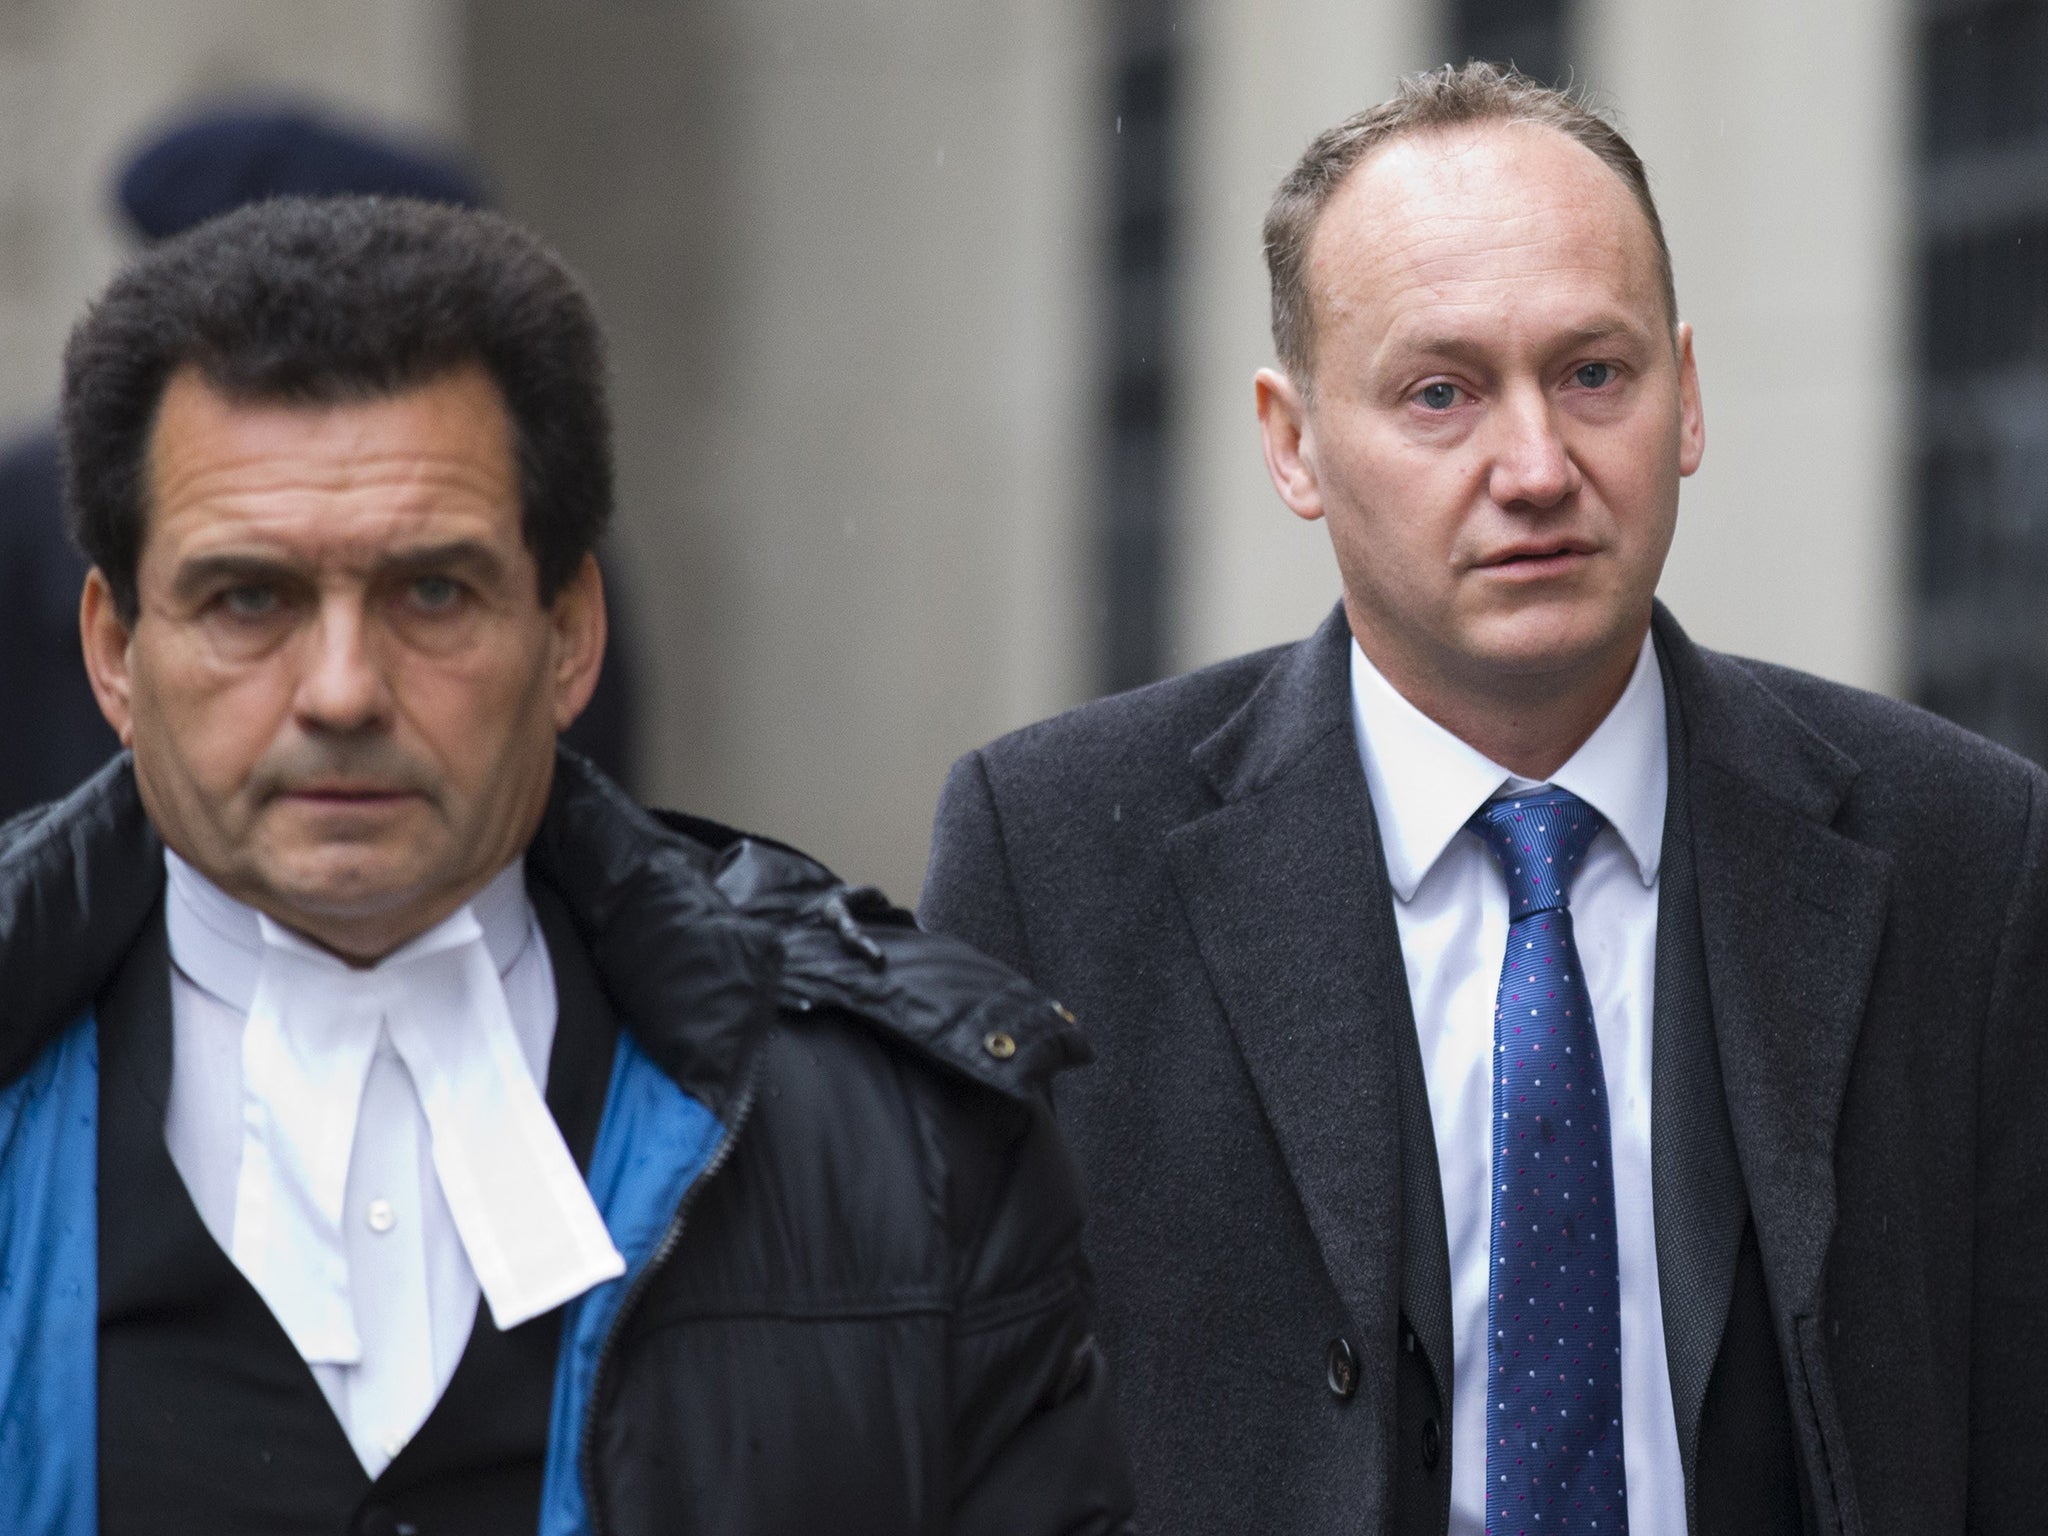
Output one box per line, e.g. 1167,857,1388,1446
965,747,1042,983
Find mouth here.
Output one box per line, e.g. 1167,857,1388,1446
275,783,422,809
1473,540,1598,577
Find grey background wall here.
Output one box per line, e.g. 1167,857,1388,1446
1582,0,1911,697
466,0,1103,898
1166,0,1912,703
0,0,1956,899
0,0,458,429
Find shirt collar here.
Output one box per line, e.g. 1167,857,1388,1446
173,845,624,1364
165,851,536,1014
1348,629,1667,902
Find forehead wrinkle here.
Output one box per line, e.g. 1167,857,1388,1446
1330,238,1654,381
1323,198,1642,309
152,439,510,505
1301,120,1666,373
143,363,519,550
146,470,518,596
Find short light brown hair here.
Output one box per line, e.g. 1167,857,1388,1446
1263,61,1676,391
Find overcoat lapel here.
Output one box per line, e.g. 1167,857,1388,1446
1646,645,1748,1519
1163,608,1452,1486
1655,607,1890,1521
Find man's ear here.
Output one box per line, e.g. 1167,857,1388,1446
549,551,608,732
1255,367,1325,523
1674,320,1705,478
80,568,137,747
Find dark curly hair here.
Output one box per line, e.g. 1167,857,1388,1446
62,195,612,620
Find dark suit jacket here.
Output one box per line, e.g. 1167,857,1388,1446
920,603,2048,1535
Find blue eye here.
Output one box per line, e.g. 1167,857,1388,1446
221,585,278,618
1417,382,1460,410
411,575,462,611
1573,362,1615,389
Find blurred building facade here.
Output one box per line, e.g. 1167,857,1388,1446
0,0,2004,899
0,0,460,432
1912,0,2048,765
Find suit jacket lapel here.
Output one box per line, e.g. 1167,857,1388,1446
1163,607,1453,1460
1647,642,1749,1522
1655,607,1892,1331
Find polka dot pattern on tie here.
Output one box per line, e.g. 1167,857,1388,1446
1468,787,1628,1536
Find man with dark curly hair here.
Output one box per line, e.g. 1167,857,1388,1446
0,194,1133,1536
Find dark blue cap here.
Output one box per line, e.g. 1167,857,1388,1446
117,104,486,241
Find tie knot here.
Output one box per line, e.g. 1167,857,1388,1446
1466,787,1605,916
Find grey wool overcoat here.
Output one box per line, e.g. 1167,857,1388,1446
920,602,2048,1536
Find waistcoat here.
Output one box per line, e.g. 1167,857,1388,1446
96,894,616,1536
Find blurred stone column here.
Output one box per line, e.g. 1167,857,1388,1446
467,0,1105,897
1579,0,1913,694
1165,0,1912,698
0,0,461,429
1168,0,1437,672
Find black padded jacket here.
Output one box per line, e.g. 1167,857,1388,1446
0,750,1137,1536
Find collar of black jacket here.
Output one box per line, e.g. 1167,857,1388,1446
0,748,1091,1113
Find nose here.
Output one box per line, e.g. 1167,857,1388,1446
1486,387,1581,511
293,593,392,734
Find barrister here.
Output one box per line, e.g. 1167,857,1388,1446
922,64,2046,1535
0,195,1133,1535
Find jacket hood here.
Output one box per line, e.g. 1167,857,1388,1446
660,800,1095,1099
525,752,782,1122
0,750,1092,1111
0,756,162,1087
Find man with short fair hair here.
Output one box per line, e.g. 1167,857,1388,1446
923,64,2047,1534
0,195,1134,1535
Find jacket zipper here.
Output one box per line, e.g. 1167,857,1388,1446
578,1040,768,1535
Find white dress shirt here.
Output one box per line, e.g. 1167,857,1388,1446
1348,632,1684,1535
162,853,620,1478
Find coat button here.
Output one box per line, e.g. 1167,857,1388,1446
983,1031,1017,1060
1325,1337,1358,1400
1421,1415,1442,1469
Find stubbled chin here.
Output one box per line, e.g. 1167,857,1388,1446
1457,604,1640,679
250,841,446,924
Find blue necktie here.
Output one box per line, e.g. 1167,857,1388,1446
1469,787,1628,1535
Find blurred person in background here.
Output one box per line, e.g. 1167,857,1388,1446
0,195,1131,1535
0,103,638,821
923,63,2047,1535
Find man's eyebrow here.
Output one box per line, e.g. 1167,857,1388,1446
1388,333,1495,369
1385,320,1651,368
169,552,299,602
168,540,510,600
1547,321,1649,353
375,539,509,577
